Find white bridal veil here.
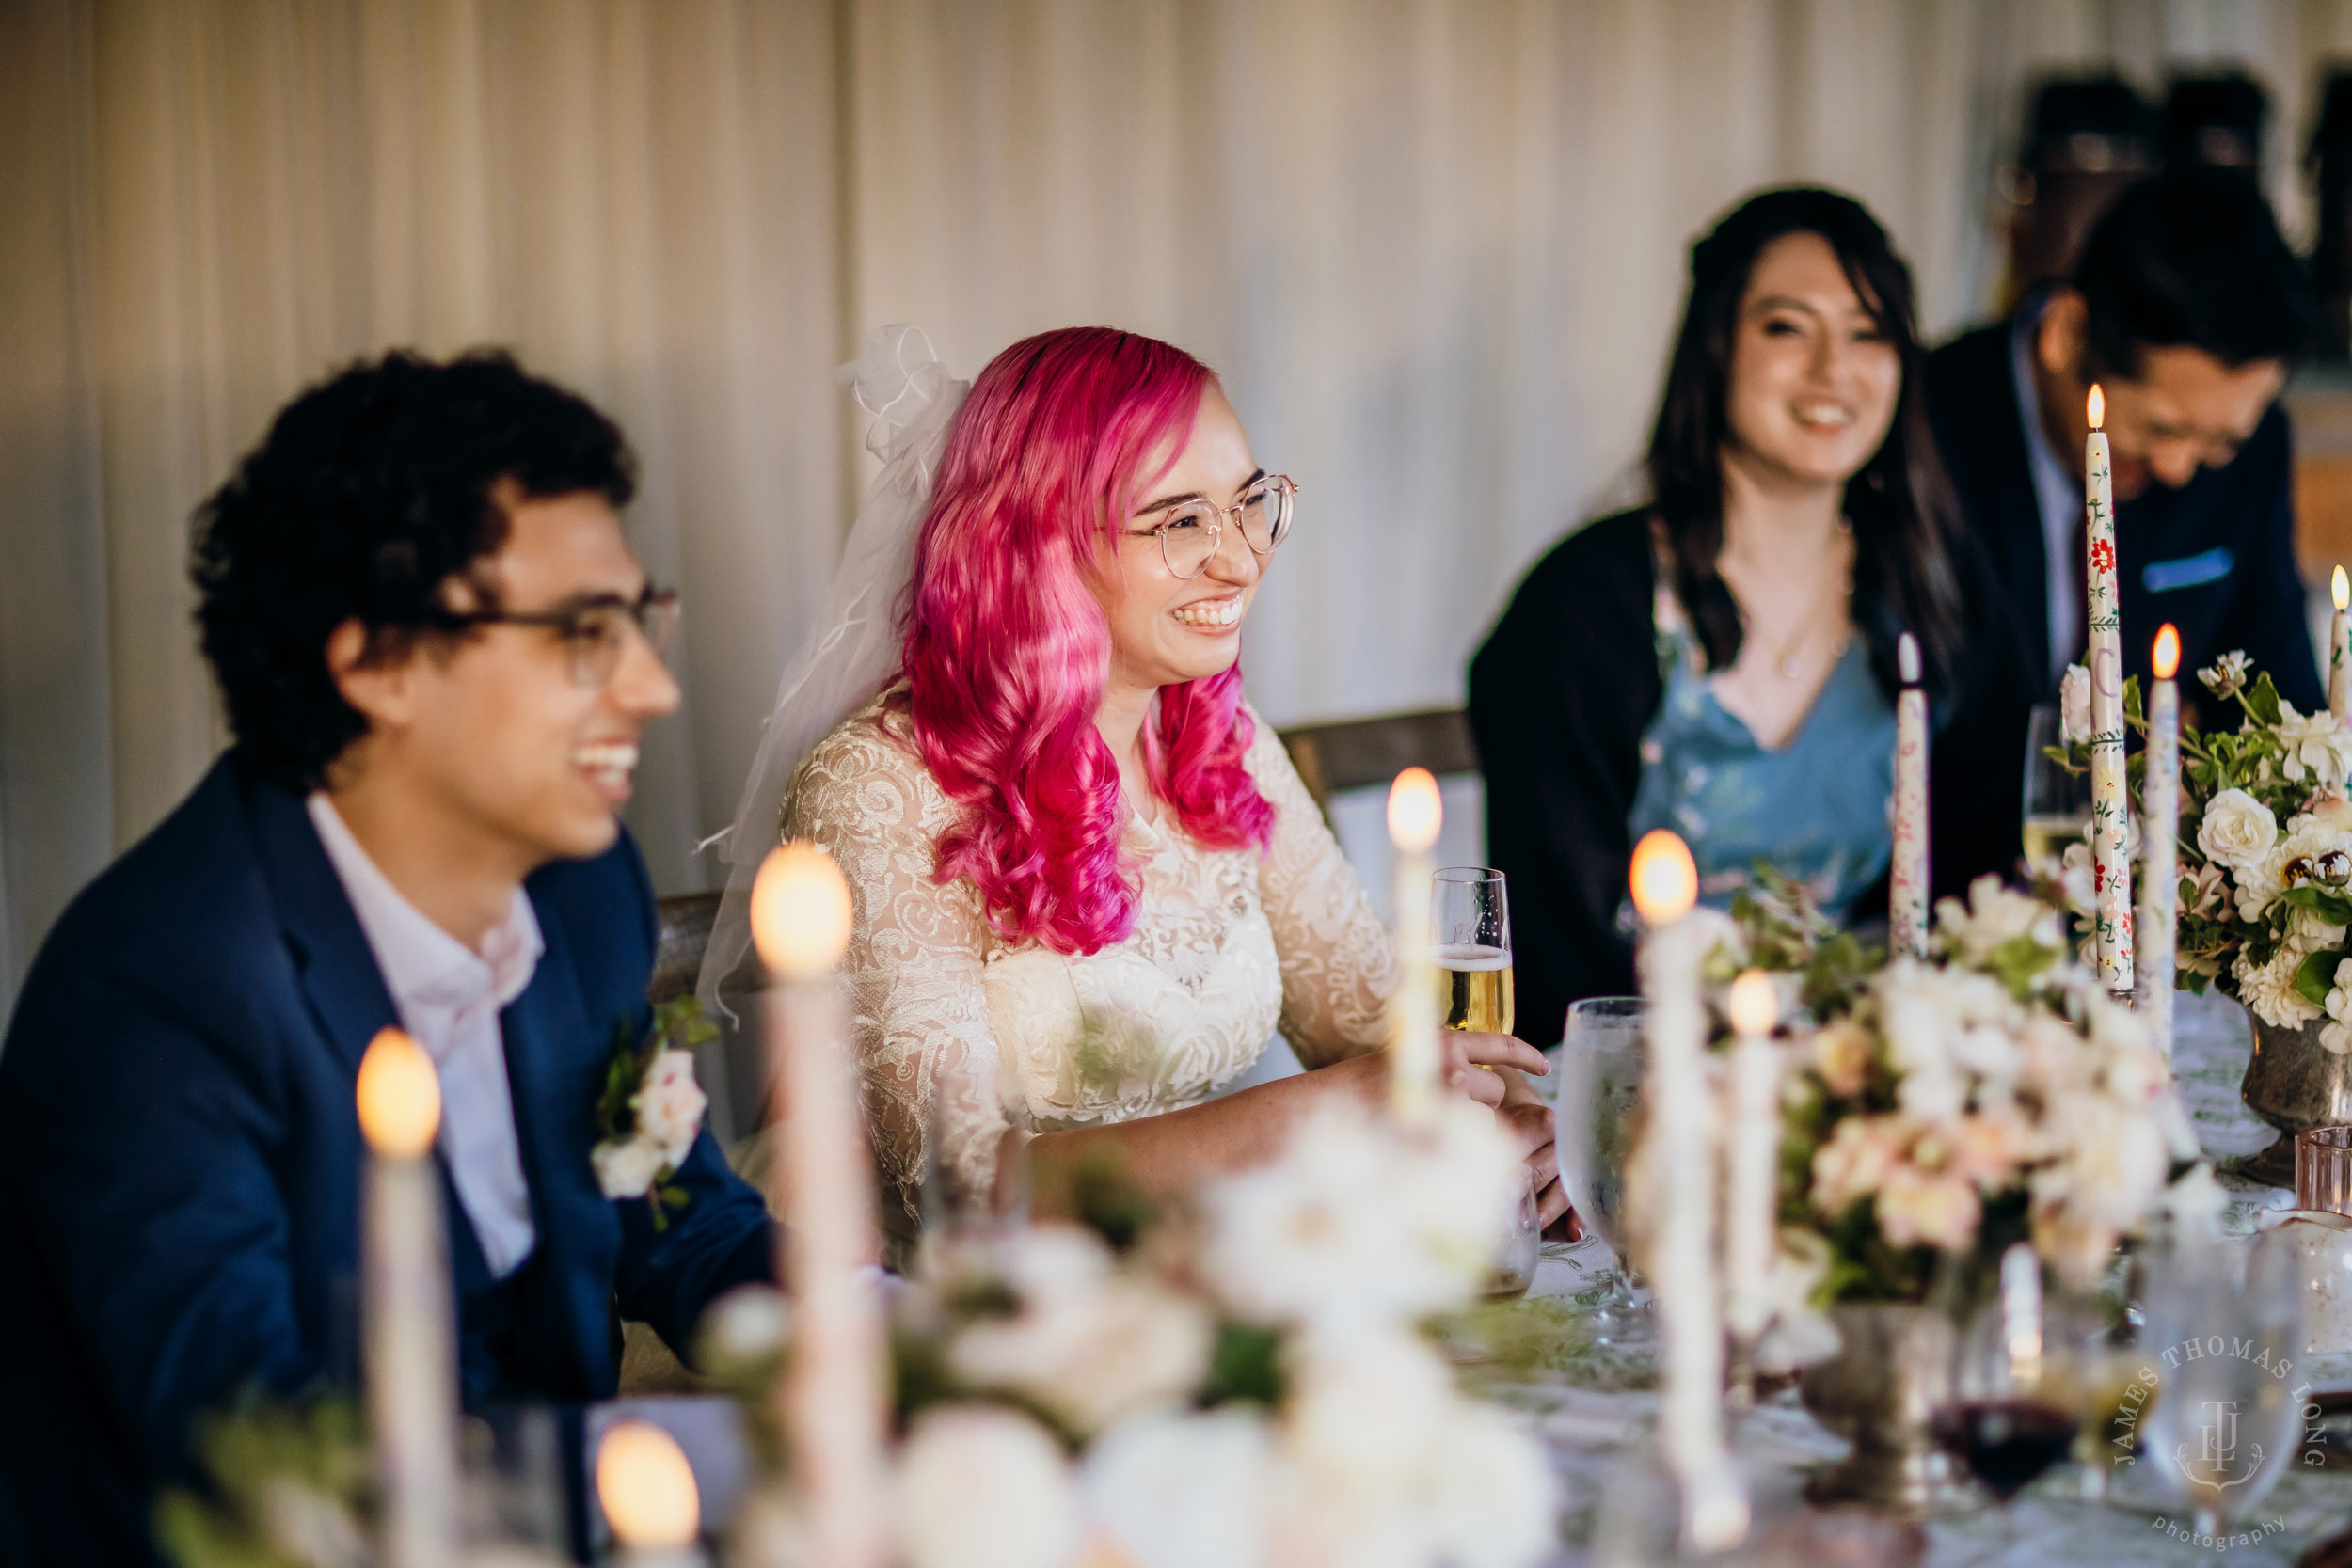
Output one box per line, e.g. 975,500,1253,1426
697,325,970,1021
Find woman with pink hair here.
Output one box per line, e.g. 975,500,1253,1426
770,326,1557,1255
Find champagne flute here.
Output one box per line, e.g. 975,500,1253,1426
1433,867,1536,1298
2022,703,2093,877
1555,996,1651,1347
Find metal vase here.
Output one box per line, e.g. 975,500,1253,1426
2237,1006,2352,1188
1799,1303,1975,1516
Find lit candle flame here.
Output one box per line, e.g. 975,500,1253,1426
750,842,854,981
1726,969,1778,1037
596,1419,701,1549
2336,565,2348,612
1629,829,1697,927
355,1027,440,1159
2087,383,2104,430
2153,624,2180,681
1386,767,1442,853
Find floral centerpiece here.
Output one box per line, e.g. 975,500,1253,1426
1692,873,2201,1310
708,1098,1558,1568
2058,654,2352,1051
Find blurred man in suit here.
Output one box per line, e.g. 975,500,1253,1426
0,352,774,1564
1925,166,2322,709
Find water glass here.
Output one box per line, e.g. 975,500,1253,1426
2122,1227,2304,1538
1556,996,1650,1345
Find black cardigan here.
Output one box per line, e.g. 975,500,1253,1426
1469,508,2035,1045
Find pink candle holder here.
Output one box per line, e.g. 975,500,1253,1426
2295,1127,2352,1216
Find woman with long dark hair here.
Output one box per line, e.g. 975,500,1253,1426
1470,188,2030,1045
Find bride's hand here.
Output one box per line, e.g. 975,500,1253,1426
1436,1030,1549,1107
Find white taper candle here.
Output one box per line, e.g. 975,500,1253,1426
1387,768,1443,1126
2144,626,2180,1057
356,1028,461,1568
1629,831,1748,1553
753,844,891,1568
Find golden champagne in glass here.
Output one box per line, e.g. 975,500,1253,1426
1434,943,1515,1036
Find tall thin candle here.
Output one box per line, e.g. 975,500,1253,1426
2086,384,2134,992
1387,768,1443,1126
2332,567,2350,721
1629,830,1748,1553
752,844,890,1568
1890,632,1930,958
1722,969,1783,1406
356,1028,461,1568
2145,625,2181,1058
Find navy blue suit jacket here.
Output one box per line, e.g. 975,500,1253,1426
0,755,774,1565
1924,319,2324,712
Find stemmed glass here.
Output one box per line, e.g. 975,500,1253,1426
2122,1227,2303,1539
2022,703,2093,878
1930,1247,2083,1520
1555,996,1651,1347
1432,867,1538,1298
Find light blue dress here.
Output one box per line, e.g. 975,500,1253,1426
1629,626,1897,917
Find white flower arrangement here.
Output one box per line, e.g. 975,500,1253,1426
1703,874,2201,1303
2075,653,2352,1053
712,1098,1558,1568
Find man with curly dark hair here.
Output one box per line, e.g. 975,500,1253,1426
0,350,775,1564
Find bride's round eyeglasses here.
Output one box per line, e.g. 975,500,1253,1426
1127,475,1298,580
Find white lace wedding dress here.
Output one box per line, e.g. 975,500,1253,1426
781,693,1395,1255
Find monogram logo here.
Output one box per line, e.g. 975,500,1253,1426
2175,1400,2266,1493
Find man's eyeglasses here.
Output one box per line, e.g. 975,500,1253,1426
429,586,681,688
1125,475,1298,580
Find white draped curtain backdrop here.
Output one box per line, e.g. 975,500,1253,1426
7,0,2352,1016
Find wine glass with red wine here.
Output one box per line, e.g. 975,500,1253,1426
1930,1246,2081,1516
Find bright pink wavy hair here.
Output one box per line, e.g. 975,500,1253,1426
899,327,1275,955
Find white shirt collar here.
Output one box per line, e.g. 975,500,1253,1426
305,794,544,1046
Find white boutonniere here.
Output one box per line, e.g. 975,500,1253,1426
592,997,713,1229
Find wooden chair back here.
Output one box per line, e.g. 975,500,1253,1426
1274,706,1479,814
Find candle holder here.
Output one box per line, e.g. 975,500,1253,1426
2297,1127,2352,1216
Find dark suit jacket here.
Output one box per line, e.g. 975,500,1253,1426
1924,319,2323,712
0,755,774,1565
1470,509,2033,1047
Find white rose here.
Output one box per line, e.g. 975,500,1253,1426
2060,663,2092,745
633,1048,707,1160
1422,1402,1557,1568
898,1407,1082,1568
2197,788,2279,874
949,1269,1212,1437
2233,945,2323,1029
696,1283,788,1374
591,1134,667,1199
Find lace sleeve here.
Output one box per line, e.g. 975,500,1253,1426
780,709,1004,1256
1241,705,1397,1068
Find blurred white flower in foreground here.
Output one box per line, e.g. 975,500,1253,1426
1198,1097,1518,1337
1083,1408,1274,1568
897,1406,1083,1568
946,1226,1212,1437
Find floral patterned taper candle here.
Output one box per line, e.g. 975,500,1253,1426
2086,385,2134,992
1386,768,1443,1127
356,1029,461,1568
2144,626,2180,1057
1629,830,1749,1553
2332,567,2350,721
752,844,890,1568
1891,632,1930,957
